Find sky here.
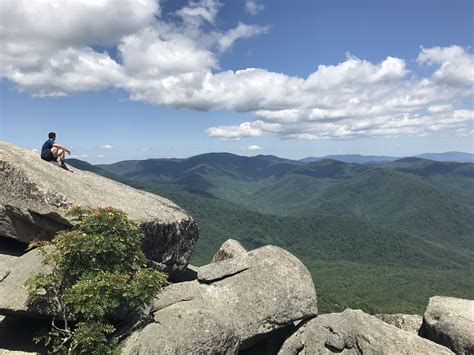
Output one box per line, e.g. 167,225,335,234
0,0,473,163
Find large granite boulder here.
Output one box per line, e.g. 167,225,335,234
0,141,198,274
0,249,55,317
419,296,474,354
123,245,317,353
278,309,454,354
375,313,423,334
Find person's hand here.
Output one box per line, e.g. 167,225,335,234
67,149,71,155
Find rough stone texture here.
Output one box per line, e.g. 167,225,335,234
122,306,240,354
420,296,474,354
278,309,454,355
211,239,246,263
0,141,198,274
123,245,317,352
375,313,423,334
0,249,55,317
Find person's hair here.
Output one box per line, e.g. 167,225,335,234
48,132,56,139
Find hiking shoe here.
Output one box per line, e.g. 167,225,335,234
60,163,70,171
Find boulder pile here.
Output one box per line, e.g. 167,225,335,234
1,142,473,354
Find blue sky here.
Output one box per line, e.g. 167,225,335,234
1,0,473,163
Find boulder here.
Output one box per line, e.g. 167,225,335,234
0,249,55,317
0,141,198,274
278,309,454,354
122,306,239,354
419,296,474,354
122,245,317,352
212,239,246,262
375,313,423,334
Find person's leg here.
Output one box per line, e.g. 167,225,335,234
58,149,65,163
51,147,58,158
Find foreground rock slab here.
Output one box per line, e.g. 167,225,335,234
375,313,423,334
0,249,55,317
0,141,198,274
420,296,474,354
279,309,453,354
123,245,317,353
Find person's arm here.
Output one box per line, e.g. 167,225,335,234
53,143,71,154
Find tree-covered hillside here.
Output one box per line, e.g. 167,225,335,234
68,154,474,314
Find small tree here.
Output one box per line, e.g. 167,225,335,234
25,206,167,354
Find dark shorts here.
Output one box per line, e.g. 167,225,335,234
41,150,56,162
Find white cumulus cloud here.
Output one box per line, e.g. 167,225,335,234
0,1,472,141
247,144,263,150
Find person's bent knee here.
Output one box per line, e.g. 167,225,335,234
51,147,59,157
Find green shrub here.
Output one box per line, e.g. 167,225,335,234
25,206,167,354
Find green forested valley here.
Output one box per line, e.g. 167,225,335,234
69,154,474,314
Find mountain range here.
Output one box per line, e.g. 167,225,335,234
67,152,474,314
300,151,474,163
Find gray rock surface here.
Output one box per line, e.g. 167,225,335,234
0,249,55,317
123,245,317,352
212,239,247,262
420,296,474,354
278,309,454,354
122,306,239,354
375,313,423,334
0,141,198,274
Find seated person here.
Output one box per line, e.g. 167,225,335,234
41,132,71,169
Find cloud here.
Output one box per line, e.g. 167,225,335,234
247,144,263,150
0,1,472,141
176,0,221,25
245,0,264,15
70,154,88,158
101,144,114,149
206,121,263,140
97,154,105,158
218,23,269,52
418,45,474,86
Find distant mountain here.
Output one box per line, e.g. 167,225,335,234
413,151,474,163
300,152,474,164
300,154,400,164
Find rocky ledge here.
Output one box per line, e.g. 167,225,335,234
0,141,198,275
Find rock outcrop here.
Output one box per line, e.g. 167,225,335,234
0,249,55,317
375,313,423,334
278,309,454,354
211,239,246,262
419,296,474,354
122,245,317,353
0,141,198,274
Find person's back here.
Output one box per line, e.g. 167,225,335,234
41,138,55,161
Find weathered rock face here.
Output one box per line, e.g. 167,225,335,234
375,313,423,334
0,249,55,317
420,296,474,354
211,239,246,262
122,306,240,355
0,141,198,274
123,245,317,353
278,309,454,355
